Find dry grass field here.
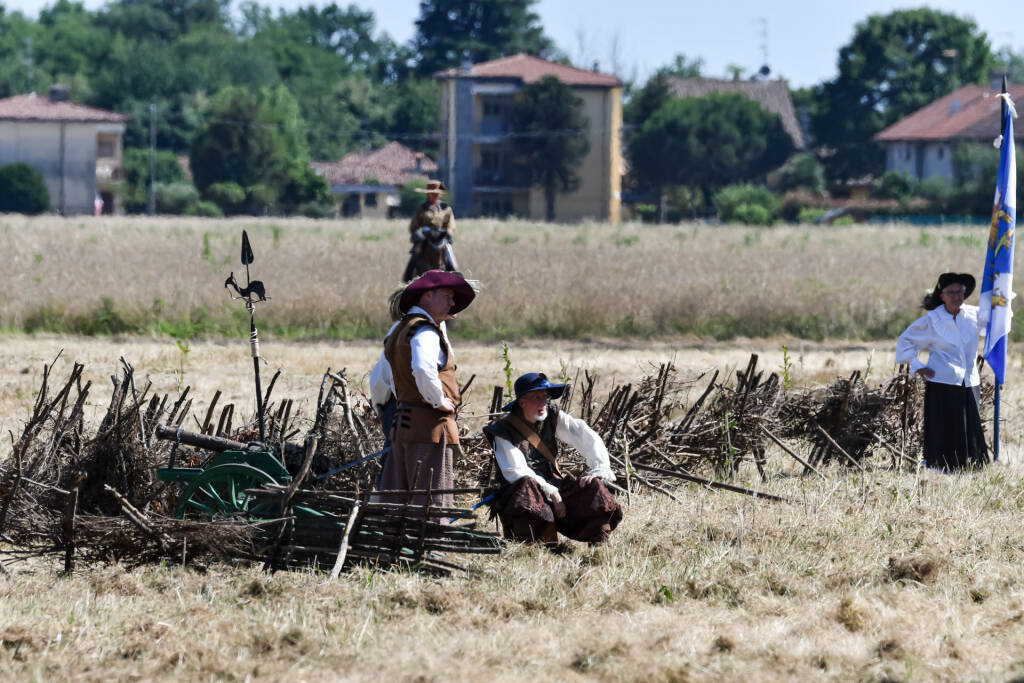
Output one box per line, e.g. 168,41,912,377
2,335,1024,681
0,214,1001,341
1,215,1022,680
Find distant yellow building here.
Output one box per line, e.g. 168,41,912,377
435,54,622,222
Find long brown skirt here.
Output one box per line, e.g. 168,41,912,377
377,439,455,510
491,476,622,545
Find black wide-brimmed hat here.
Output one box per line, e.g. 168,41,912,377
934,272,976,298
503,372,567,412
398,270,475,314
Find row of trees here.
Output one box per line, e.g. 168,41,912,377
620,8,1024,221
1,2,1019,217
0,0,554,159
0,0,558,215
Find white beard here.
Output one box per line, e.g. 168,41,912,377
530,406,548,423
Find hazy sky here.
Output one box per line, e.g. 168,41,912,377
3,0,1021,87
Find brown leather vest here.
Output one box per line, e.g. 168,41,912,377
384,313,460,444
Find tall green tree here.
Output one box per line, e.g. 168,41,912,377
190,85,329,214
813,9,993,181
98,0,227,42
413,0,553,75
509,76,590,221
628,93,793,219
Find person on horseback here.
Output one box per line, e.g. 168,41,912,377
404,180,457,282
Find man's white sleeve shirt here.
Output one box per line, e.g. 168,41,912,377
493,409,616,502
369,321,400,407
407,306,450,409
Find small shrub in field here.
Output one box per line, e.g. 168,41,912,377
205,182,246,213
154,182,199,215
194,200,223,217
917,175,954,210
632,203,658,223
798,207,827,224
779,153,826,194
875,170,916,200
832,215,855,226
299,200,333,218
714,184,779,225
0,163,49,214
733,203,774,225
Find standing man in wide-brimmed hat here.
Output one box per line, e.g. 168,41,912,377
404,180,457,282
483,372,623,546
377,270,475,511
896,272,989,471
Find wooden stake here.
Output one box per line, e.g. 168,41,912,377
759,424,828,481
330,500,361,579
814,423,865,472
62,480,80,574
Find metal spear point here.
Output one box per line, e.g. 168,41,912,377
225,230,269,442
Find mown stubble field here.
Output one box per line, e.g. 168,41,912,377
2,215,1024,681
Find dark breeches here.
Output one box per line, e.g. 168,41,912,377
491,476,622,545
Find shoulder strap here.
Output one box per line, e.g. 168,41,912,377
504,412,561,475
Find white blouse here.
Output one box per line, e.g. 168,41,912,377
895,304,986,387
493,409,617,500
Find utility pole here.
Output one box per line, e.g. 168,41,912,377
147,103,156,215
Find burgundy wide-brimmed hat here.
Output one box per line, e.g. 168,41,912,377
399,270,475,314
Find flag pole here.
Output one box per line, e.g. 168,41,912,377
993,74,1008,462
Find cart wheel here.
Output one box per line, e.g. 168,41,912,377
175,463,278,520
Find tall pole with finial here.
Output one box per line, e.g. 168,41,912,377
224,230,269,443
992,74,1009,461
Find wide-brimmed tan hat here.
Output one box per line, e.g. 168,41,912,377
414,180,447,194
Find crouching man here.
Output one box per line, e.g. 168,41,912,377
483,373,622,546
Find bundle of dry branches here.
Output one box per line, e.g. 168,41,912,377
1,350,933,574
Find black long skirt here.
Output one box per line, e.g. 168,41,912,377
923,381,988,471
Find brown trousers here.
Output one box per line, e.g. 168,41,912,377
378,440,456,511
492,476,622,545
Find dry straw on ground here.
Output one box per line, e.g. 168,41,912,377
1,339,1024,679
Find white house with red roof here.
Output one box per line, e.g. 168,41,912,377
435,54,623,222
312,141,437,218
874,76,1021,182
0,86,129,214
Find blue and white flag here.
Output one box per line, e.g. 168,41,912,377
980,95,1017,384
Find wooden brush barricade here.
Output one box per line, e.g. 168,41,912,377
245,487,500,575
1,351,934,575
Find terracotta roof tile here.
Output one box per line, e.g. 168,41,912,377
436,53,621,88
313,141,438,187
874,84,1024,142
665,77,805,149
0,93,129,123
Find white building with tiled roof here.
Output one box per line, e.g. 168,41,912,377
312,141,438,218
0,86,129,214
435,54,623,222
874,78,1021,182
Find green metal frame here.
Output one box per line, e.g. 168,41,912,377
163,450,294,520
